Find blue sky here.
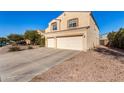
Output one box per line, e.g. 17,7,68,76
0,11,124,37
93,11,124,35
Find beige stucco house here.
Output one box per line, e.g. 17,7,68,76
37,30,45,38
100,34,108,46
45,12,99,51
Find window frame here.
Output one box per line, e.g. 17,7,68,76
67,18,78,28
51,22,57,31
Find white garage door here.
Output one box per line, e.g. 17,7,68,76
57,36,83,50
47,38,55,48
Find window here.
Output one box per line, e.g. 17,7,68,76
51,22,57,30
68,18,78,28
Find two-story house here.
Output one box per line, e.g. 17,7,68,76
45,12,99,51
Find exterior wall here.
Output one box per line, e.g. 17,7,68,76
45,27,89,38
45,12,91,32
87,15,99,49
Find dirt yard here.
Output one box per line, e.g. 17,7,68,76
0,45,39,55
0,45,10,55
31,46,124,82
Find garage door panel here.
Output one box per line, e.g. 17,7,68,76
47,38,55,48
57,36,83,50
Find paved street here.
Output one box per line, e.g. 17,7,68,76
0,47,79,82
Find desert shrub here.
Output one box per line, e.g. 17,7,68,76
11,42,17,46
28,46,33,49
9,46,21,52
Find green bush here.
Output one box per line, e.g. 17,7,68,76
107,28,124,49
24,30,45,45
39,37,45,47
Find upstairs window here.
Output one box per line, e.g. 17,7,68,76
52,22,57,30
68,18,78,28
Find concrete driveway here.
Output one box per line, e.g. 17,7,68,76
0,47,79,82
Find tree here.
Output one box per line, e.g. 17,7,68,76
7,34,24,42
24,30,45,45
107,28,124,49
107,31,116,47
0,37,7,42
114,28,124,48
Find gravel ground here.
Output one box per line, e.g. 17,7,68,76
0,45,39,55
0,45,10,55
31,47,124,82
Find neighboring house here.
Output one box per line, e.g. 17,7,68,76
37,30,45,38
25,39,31,45
37,30,45,36
100,34,109,46
45,12,99,51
